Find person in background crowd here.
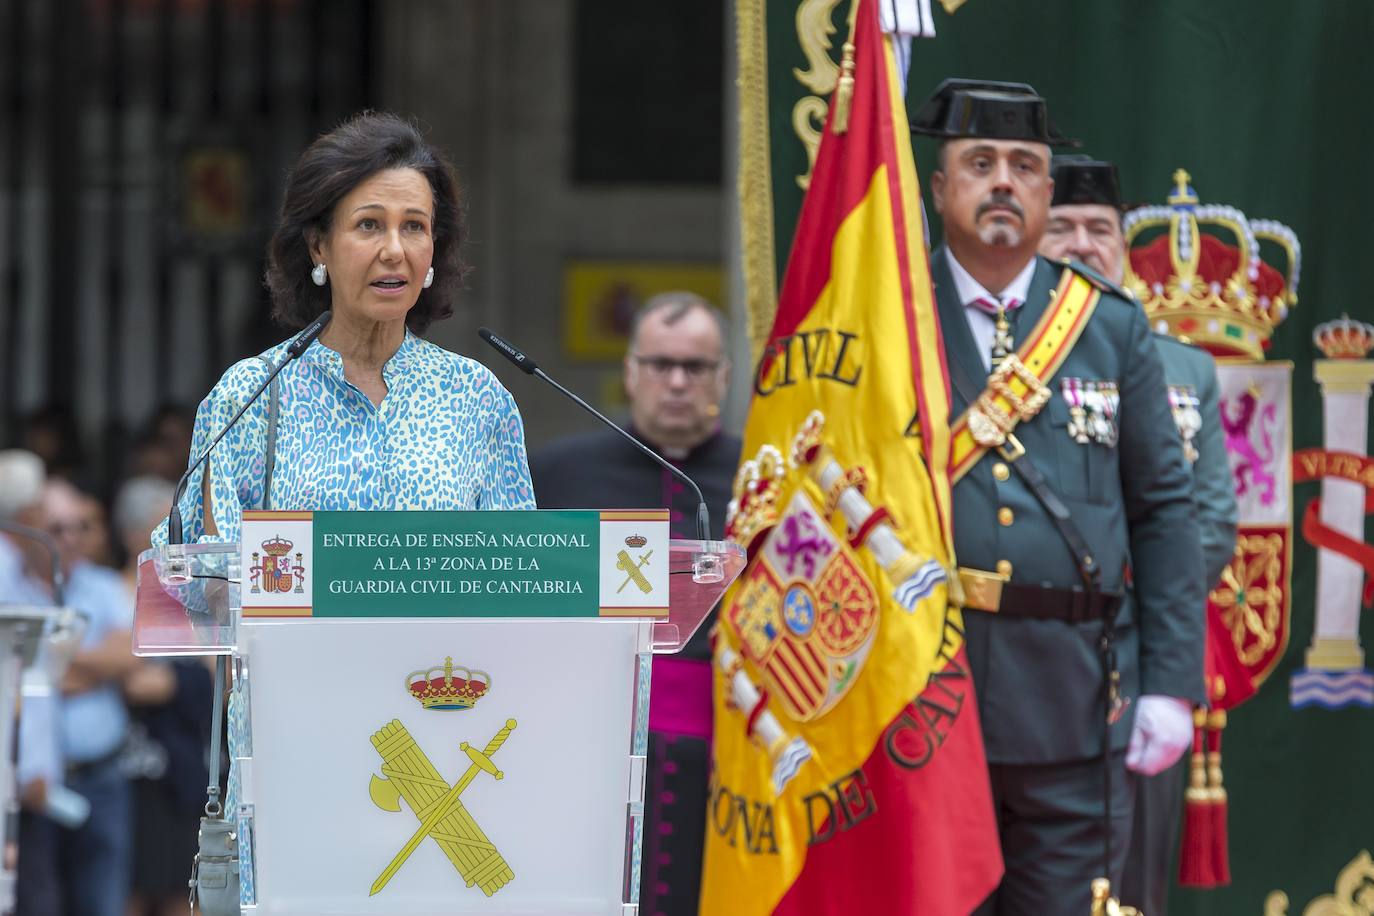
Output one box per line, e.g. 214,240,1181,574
0,450,65,916
529,292,741,916
115,476,211,916
530,291,739,541
71,489,114,570
43,477,140,916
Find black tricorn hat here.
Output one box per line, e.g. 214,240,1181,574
910,78,1078,147
1050,155,1123,209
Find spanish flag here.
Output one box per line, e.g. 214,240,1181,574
701,3,1002,913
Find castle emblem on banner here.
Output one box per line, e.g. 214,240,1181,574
368,657,517,897
248,535,307,595
1125,169,1300,704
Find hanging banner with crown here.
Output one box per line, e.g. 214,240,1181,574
1125,171,1301,889
1289,317,1374,709
1125,169,1300,705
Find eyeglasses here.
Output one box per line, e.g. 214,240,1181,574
632,355,722,381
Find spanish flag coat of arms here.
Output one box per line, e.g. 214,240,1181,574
702,4,1002,913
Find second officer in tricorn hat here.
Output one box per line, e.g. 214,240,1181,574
913,78,1206,914
1040,154,1239,916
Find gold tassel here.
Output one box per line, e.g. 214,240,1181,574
831,0,860,135
1178,706,1217,887
1206,709,1231,885
831,40,856,134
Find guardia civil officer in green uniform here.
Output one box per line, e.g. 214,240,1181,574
1041,154,1239,916
912,80,1207,914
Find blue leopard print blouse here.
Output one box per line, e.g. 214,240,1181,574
155,329,535,545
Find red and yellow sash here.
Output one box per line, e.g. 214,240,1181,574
950,269,1101,483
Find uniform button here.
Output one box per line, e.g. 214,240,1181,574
996,559,1013,577
993,462,1010,482
998,507,1014,527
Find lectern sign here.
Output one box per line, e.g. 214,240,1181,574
135,509,744,914
240,509,670,619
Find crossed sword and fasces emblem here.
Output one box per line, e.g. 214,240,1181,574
616,548,653,594
368,718,517,897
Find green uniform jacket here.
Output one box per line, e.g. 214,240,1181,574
932,248,1207,765
1153,333,1239,588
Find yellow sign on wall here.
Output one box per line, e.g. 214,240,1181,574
562,260,724,361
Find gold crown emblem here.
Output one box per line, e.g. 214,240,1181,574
624,534,647,548
1123,168,1300,360
261,535,294,557
725,444,787,549
1314,316,1374,360
789,410,828,468
406,656,490,710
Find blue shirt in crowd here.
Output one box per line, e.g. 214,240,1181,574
0,537,133,768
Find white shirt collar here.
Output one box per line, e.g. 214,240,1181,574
946,248,1037,309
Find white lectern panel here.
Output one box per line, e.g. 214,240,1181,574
240,618,644,915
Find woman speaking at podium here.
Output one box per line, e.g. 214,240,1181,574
162,111,535,543
152,116,535,900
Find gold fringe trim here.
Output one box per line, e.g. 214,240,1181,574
736,0,779,367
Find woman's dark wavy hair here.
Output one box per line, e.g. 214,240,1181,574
266,111,469,334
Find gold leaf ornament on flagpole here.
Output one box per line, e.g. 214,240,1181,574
792,0,842,93
792,0,844,189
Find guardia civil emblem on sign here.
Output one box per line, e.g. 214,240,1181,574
615,534,654,594
367,656,517,898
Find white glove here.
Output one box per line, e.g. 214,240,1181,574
1124,695,1194,776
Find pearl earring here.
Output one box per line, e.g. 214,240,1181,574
311,263,327,286
423,267,434,289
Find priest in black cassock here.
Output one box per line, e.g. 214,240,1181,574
529,291,740,916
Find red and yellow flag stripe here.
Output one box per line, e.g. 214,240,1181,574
704,3,1002,913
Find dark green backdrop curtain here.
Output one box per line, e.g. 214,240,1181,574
752,1,1373,912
